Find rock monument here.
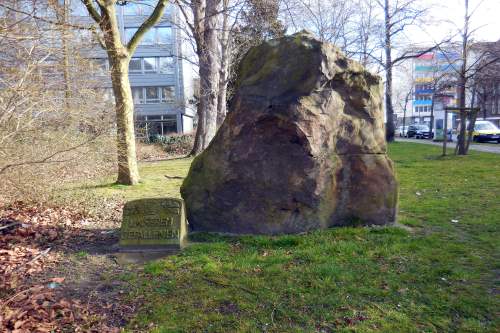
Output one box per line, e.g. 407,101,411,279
120,198,187,249
181,31,398,235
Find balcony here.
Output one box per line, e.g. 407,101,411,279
415,77,433,83
415,89,434,94
415,64,459,72
413,100,433,106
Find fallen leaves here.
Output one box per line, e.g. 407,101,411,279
1,284,83,332
0,202,123,332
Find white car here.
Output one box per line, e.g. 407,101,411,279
398,125,409,137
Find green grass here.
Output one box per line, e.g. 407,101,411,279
112,143,499,332
74,157,193,201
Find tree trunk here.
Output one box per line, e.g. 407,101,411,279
109,56,140,185
429,92,435,135
384,0,395,142
81,0,169,184
62,0,71,112
457,0,469,155
190,99,206,155
465,85,477,153
199,0,220,147
402,89,411,137
216,66,228,128
216,0,230,128
188,0,222,156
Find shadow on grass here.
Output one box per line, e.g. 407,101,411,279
140,156,192,163
75,182,120,191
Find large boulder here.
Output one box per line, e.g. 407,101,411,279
181,31,398,235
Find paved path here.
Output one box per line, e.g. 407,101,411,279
396,138,500,154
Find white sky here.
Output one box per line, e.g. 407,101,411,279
407,0,500,45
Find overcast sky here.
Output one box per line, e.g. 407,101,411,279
408,0,500,44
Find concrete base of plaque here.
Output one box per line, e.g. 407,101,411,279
119,198,188,253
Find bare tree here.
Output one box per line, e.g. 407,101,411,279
80,0,171,185
216,0,231,127
351,0,381,68
176,0,259,154
281,0,435,141
439,0,500,154
0,0,116,201
377,0,432,142
283,0,354,51
176,0,224,155
393,60,414,135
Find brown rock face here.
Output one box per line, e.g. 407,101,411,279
181,31,398,235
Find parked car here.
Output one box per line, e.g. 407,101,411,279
407,124,434,139
471,121,500,143
398,125,409,137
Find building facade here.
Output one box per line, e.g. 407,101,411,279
409,51,458,126
475,40,500,127
477,80,500,127
72,1,195,137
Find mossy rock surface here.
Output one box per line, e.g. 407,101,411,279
181,31,398,235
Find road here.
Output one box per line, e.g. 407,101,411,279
396,137,500,154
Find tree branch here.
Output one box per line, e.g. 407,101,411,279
127,0,169,54
0,3,91,30
392,40,450,66
82,0,103,24
0,136,101,175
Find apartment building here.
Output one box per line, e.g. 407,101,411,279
410,51,459,126
72,1,195,137
474,40,500,127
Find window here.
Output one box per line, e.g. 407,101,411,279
157,27,172,44
124,3,139,15
124,0,156,15
97,88,114,103
143,57,156,72
92,58,108,74
475,122,497,131
415,106,430,113
416,95,432,101
104,88,114,102
161,86,175,102
132,87,144,104
125,28,138,43
159,57,174,74
126,57,175,74
145,87,159,103
124,26,172,45
132,87,175,104
129,58,142,73
141,29,155,45
140,0,155,15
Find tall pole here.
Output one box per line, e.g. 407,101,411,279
442,110,448,156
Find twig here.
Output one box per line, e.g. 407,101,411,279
21,247,52,270
0,286,41,309
0,136,101,175
164,175,184,180
0,222,21,231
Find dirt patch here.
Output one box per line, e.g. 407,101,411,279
0,202,142,332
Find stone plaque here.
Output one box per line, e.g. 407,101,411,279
119,198,187,249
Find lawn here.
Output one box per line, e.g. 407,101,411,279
111,143,499,332
73,157,193,201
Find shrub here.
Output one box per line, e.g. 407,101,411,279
149,133,194,156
